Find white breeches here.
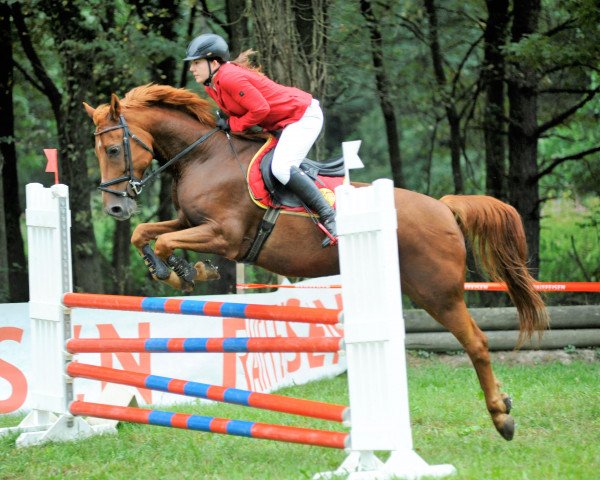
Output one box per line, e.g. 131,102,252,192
271,99,324,185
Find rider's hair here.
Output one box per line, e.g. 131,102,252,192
230,49,264,75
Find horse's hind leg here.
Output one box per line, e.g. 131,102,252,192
431,300,515,440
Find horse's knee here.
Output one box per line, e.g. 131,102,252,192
131,224,152,248
154,236,173,258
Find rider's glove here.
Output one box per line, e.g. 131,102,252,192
216,112,231,132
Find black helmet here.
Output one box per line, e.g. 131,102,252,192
183,34,230,62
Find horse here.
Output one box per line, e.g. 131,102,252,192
83,83,548,441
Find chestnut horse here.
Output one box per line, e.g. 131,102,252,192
83,84,548,441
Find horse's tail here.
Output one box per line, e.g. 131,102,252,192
440,194,549,346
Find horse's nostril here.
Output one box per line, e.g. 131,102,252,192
109,205,124,216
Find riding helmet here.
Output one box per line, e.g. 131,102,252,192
183,34,230,62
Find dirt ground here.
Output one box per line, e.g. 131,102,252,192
407,348,599,367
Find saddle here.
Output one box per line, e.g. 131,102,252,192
247,136,346,212
242,136,345,263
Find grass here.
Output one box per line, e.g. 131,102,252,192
1,357,598,480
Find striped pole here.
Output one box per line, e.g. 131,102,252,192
63,293,341,325
236,282,600,293
66,337,343,354
464,282,600,292
67,363,349,423
69,401,349,449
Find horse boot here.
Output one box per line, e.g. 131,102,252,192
286,166,337,247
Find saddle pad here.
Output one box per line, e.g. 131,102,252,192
246,136,345,215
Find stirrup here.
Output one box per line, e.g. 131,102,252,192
318,223,338,248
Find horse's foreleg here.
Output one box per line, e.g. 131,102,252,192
131,219,183,252
431,301,515,441
152,223,226,291
131,220,219,291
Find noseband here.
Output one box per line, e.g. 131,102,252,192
94,115,219,198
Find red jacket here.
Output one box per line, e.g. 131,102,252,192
204,62,312,132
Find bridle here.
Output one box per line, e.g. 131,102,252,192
94,114,219,198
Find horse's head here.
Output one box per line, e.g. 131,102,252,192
83,94,155,220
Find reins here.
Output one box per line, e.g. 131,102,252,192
95,114,219,198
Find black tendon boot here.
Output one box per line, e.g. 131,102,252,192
286,166,337,247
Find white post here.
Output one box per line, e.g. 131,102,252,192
315,179,455,479
0,183,116,447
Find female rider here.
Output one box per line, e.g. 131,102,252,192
184,33,336,247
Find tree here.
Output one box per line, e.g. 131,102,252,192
225,0,250,55
0,148,7,302
507,0,600,272
482,0,509,200
13,1,104,293
423,0,470,194
249,0,329,101
506,0,542,270
359,0,405,187
1,2,28,301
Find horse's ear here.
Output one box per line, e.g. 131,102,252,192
82,102,96,119
109,93,121,121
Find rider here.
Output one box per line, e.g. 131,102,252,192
184,33,336,247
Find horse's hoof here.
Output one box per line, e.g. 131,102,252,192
196,261,220,281
180,279,195,293
495,414,515,441
167,255,197,283
503,395,513,414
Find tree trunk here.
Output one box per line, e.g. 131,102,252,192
42,1,104,293
507,0,542,273
249,0,328,101
359,0,405,188
423,0,463,193
132,0,178,223
0,148,7,303
483,0,509,200
0,3,28,301
0,4,9,302
111,219,131,294
226,0,250,55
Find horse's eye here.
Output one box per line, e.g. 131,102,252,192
107,145,120,156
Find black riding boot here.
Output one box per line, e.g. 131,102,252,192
287,166,337,247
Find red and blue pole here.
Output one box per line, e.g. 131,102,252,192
63,293,341,325
66,336,343,354
67,363,349,423
69,401,350,449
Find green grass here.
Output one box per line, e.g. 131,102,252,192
1,358,598,480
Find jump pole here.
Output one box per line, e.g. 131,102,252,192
67,362,349,422
69,401,349,449
65,336,343,353
63,292,342,325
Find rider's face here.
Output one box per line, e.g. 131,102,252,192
189,59,217,85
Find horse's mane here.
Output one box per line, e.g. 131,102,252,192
97,83,268,141
120,84,216,126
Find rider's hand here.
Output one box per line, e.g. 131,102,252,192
216,111,230,132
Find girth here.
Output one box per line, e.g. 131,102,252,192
240,207,280,264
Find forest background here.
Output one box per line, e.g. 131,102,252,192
0,0,598,307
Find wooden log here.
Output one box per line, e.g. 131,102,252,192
405,328,600,351
404,305,600,333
